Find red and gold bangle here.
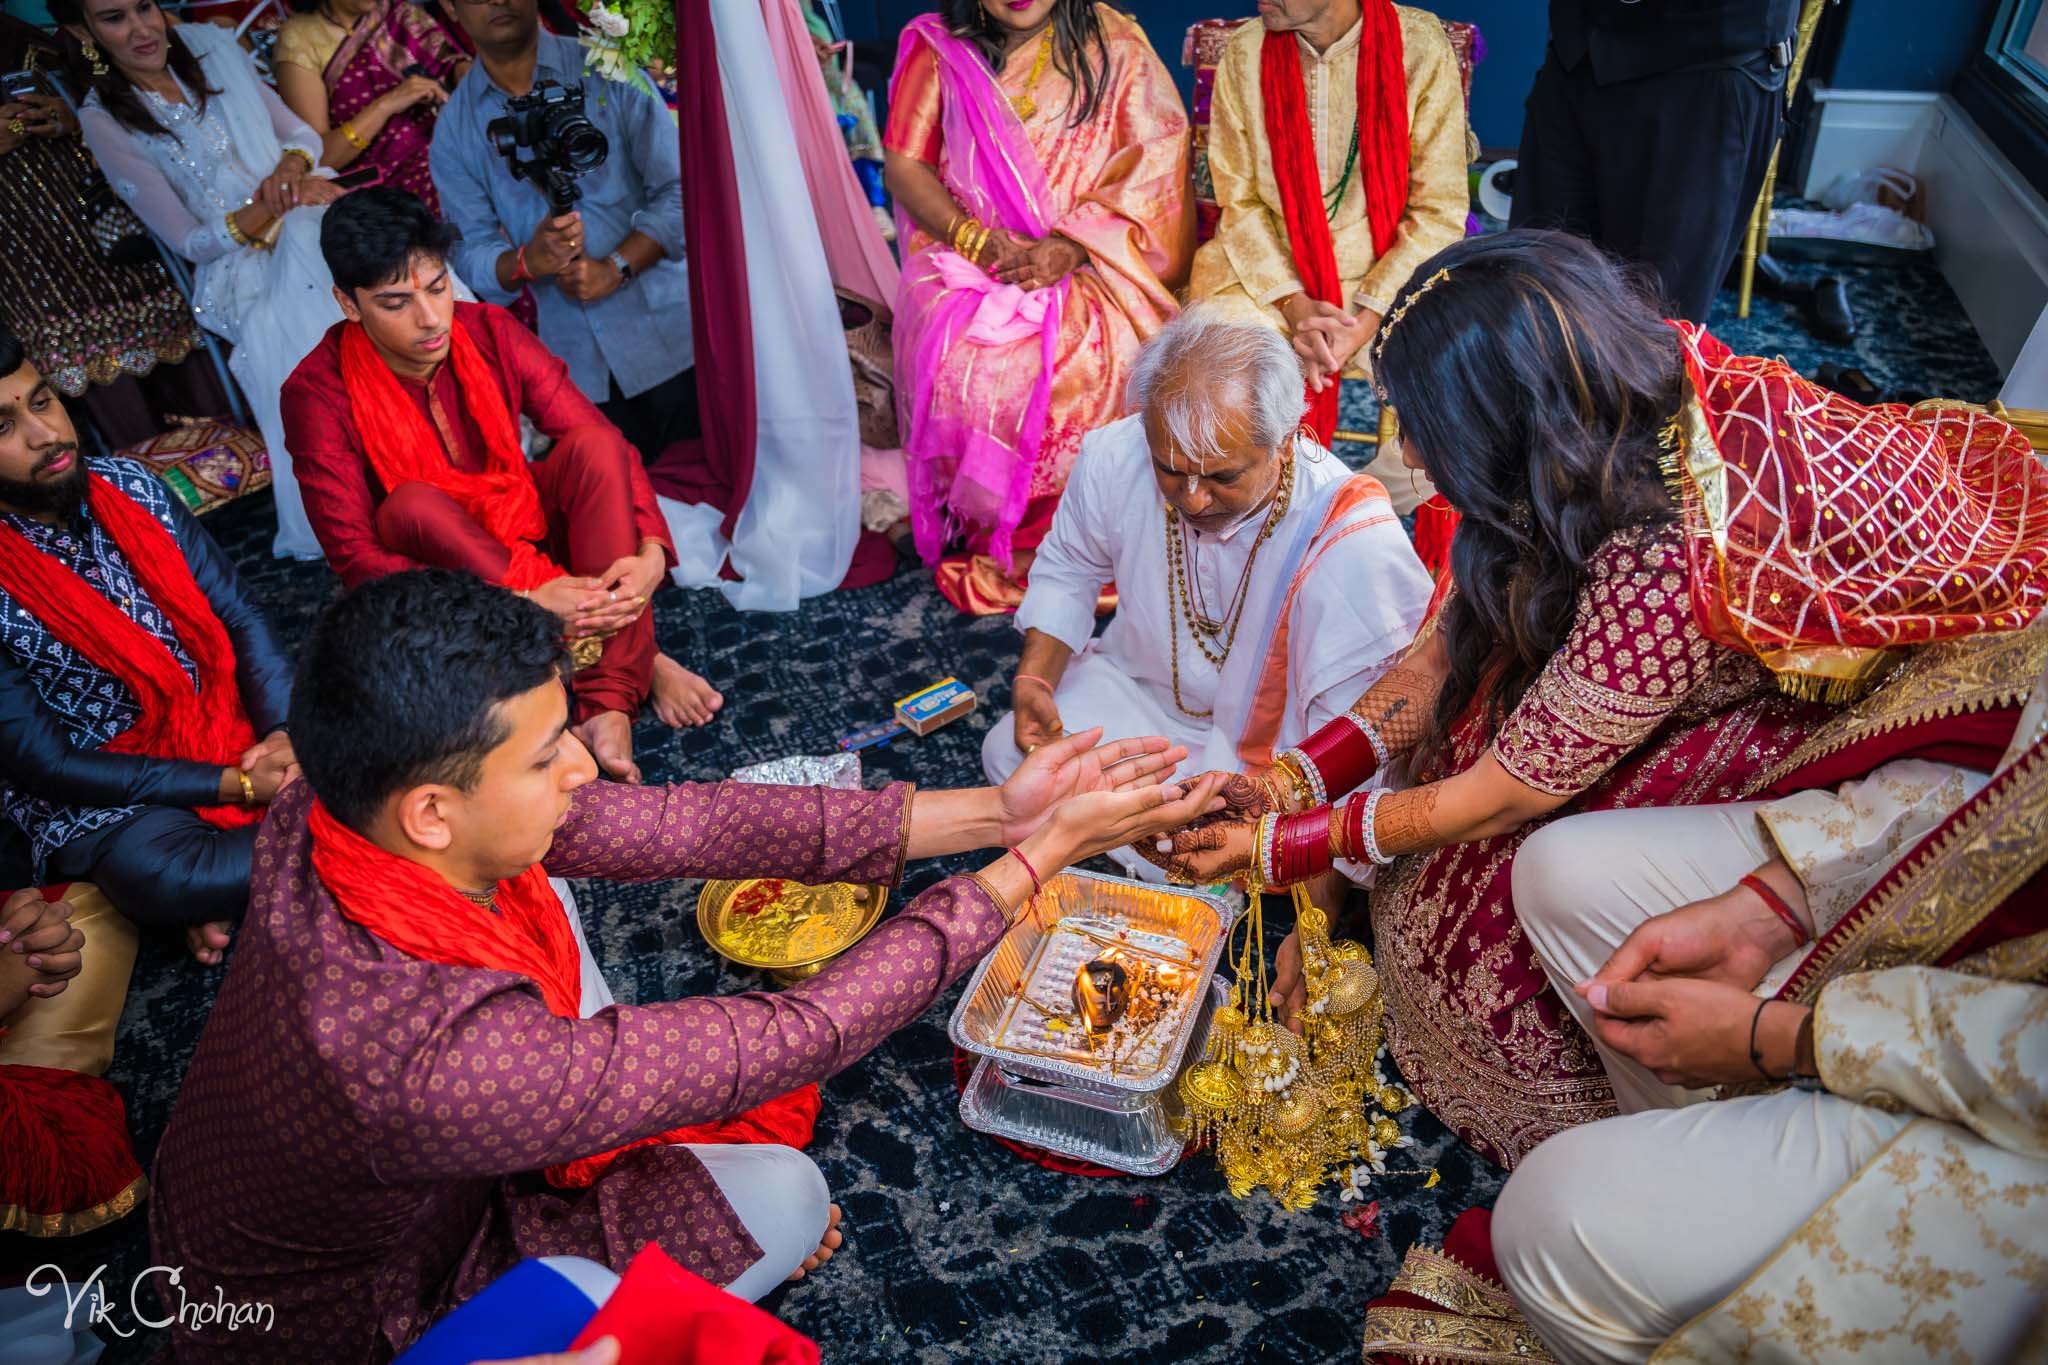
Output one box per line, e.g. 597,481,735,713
1264,807,1336,886
1284,712,1388,806
1739,872,1809,946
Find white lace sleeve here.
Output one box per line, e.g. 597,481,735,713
76,104,236,264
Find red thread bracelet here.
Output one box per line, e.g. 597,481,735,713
514,244,534,283
1014,674,1055,693
1010,846,1043,897
1740,873,1809,946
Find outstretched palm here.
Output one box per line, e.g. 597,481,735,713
995,728,1188,845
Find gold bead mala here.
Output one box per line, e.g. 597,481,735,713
1163,452,1293,719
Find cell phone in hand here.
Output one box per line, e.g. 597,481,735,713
1,70,48,101
331,164,386,191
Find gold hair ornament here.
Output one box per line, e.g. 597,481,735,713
1369,266,1452,372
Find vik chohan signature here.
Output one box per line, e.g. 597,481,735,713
24,1262,276,1338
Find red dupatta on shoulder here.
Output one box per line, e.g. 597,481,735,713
306,800,818,1189
1668,321,2048,701
1258,0,1407,443
338,320,564,591
0,474,259,829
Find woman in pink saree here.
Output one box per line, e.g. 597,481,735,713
274,0,467,211
881,0,1193,615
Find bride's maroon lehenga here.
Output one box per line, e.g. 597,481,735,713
1373,320,2048,1169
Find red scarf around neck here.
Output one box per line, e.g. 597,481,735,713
1259,0,1409,441
307,800,819,1189
338,319,564,590
0,473,260,830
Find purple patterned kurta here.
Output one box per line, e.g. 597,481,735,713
149,778,1004,1362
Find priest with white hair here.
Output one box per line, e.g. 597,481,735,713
982,307,1433,881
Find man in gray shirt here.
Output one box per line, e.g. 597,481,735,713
430,0,697,464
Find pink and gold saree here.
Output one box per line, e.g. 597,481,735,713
884,7,1192,614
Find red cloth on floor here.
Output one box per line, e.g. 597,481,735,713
0,1063,146,1237
570,1244,820,1365
375,427,658,722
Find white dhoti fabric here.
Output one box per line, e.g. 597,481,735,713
558,880,830,1299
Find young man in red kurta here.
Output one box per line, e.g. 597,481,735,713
283,187,721,783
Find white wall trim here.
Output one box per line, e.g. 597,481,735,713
1803,85,2048,378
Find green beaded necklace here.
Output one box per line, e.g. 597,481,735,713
1323,122,1360,220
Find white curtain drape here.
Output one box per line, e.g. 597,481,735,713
659,0,861,610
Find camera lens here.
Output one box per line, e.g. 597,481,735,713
560,120,609,171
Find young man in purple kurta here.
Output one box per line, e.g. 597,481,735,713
147,569,1217,1362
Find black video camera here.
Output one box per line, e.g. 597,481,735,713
487,79,609,215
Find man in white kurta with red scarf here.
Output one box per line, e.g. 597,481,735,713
982,310,1431,880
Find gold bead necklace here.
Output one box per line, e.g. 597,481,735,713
1164,453,1295,718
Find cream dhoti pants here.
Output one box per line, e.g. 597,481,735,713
1495,802,1909,1365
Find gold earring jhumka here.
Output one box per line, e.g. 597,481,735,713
1177,880,1405,1209
82,36,108,76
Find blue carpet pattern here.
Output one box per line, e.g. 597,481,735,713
39,249,2003,1363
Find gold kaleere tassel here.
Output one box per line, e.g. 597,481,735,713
1178,882,1404,1209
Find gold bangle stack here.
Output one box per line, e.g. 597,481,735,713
235,769,256,805
338,120,369,151
223,207,254,249
281,146,316,173
1268,752,1316,811
950,214,991,264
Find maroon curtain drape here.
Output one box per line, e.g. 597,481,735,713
652,0,756,540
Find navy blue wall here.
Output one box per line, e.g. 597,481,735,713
1828,0,1998,92
848,0,1999,154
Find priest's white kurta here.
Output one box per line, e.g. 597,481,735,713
982,414,1432,879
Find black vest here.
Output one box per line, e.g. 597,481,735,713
1550,0,1799,84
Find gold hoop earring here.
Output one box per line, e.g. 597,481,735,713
83,36,108,76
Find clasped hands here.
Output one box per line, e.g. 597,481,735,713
978,228,1087,294
1279,293,1379,394
1576,870,1817,1088
526,542,666,642
0,889,87,1012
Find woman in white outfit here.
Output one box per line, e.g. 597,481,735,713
57,0,343,559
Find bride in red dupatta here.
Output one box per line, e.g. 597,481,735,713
1145,229,2048,1167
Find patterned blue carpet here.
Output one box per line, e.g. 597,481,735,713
33,250,2003,1363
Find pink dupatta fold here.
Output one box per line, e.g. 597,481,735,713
890,15,1068,569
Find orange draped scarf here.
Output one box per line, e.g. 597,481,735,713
306,801,818,1189
338,319,564,591
0,474,260,829
1258,0,1408,442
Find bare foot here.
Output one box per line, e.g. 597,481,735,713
185,920,233,967
572,710,642,784
651,653,723,729
787,1204,843,1282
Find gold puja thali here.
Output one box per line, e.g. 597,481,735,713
697,878,887,982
